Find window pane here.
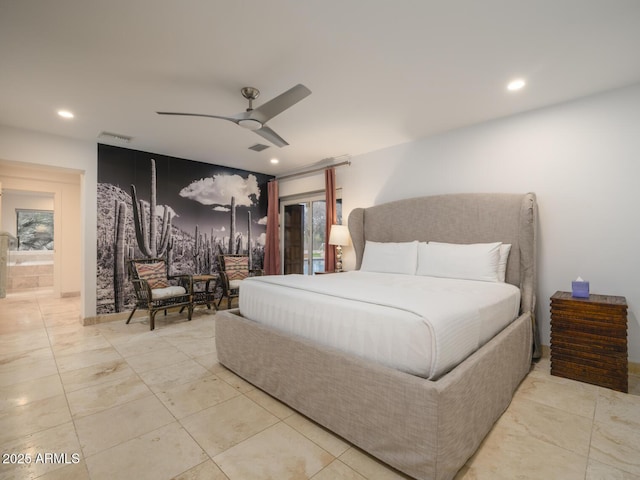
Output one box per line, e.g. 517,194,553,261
303,203,310,275
312,200,325,273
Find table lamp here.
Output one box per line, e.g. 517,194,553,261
328,224,351,272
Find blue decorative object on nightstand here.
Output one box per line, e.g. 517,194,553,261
571,278,590,298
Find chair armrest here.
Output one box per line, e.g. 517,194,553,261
133,278,153,300
218,271,230,291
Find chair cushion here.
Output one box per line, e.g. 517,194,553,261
135,262,170,289
151,285,187,300
229,279,243,290
225,256,249,281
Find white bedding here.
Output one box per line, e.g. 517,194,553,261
238,271,520,379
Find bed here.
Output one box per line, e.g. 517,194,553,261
215,192,538,480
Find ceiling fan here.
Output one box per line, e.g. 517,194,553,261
157,84,311,148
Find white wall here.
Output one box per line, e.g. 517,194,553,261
284,82,640,362
0,126,96,316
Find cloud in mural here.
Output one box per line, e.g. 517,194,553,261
140,200,179,219
257,216,268,225
179,174,260,207
214,206,230,212
157,205,178,219
256,232,267,246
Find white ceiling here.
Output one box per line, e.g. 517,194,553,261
1,0,640,175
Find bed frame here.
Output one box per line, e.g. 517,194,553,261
216,193,537,480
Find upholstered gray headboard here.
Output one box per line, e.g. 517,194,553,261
348,193,537,315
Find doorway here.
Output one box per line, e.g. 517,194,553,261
1,190,55,294
282,196,342,275
0,161,82,299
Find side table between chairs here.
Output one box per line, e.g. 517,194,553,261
191,274,219,311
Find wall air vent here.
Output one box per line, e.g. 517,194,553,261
248,143,269,152
98,131,132,143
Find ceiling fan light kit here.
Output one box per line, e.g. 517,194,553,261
238,118,263,130
157,84,311,147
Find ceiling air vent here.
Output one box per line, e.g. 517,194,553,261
98,131,132,143
248,143,269,152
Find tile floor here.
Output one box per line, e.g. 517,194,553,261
1,290,639,480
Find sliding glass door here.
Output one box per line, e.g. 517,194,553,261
283,196,342,275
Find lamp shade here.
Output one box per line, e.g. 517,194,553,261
329,224,351,246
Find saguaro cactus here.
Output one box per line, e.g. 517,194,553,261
194,225,206,273
113,200,126,312
193,225,201,273
131,159,172,258
228,196,236,254
205,236,213,274
193,225,214,274
166,237,174,275
247,211,252,269
235,233,243,255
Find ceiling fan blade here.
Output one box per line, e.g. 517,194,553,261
251,84,311,122
156,112,242,124
254,125,289,147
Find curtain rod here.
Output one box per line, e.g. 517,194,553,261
272,159,351,182
280,187,343,202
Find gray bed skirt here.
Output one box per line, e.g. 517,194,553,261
216,309,532,480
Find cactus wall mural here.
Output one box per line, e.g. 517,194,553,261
96,144,272,314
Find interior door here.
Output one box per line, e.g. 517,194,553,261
284,204,304,274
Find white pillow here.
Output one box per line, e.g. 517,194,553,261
497,244,512,282
360,240,419,275
417,241,502,282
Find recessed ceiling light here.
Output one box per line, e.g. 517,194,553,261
57,110,74,119
270,158,279,164
507,79,526,92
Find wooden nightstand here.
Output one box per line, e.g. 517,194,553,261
550,291,628,393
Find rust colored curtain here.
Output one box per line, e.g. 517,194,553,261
264,180,281,275
325,168,337,272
